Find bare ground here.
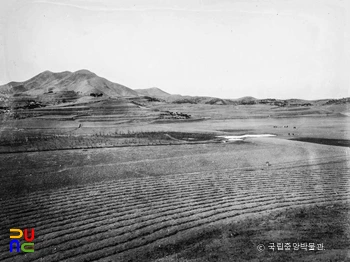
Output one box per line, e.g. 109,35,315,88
1,104,349,261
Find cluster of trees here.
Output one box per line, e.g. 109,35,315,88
90,93,103,97
160,111,191,119
325,98,350,105
26,101,44,109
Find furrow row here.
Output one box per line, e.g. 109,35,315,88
26,194,350,262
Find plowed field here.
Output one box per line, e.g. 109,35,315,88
1,156,349,262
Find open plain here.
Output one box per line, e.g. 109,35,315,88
1,71,350,262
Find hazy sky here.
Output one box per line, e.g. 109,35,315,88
0,0,349,99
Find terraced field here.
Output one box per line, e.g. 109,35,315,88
4,98,163,123
1,156,349,262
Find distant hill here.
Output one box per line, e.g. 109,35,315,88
153,94,350,108
1,70,349,110
232,96,257,102
134,88,239,105
0,70,138,97
157,95,257,105
135,87,171,98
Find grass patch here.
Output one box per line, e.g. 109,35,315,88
291,137,350,147
0,131,218,153
217,129,252,133
113,131,217,141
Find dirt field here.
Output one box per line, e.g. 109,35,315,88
1,104,349,261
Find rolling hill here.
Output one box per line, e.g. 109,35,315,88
0,70,349,111
134,87,171,98
0,70,138,97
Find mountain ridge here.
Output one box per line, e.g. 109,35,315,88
1,70,349,107
0,69,138,97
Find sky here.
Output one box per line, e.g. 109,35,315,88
0,0,349,99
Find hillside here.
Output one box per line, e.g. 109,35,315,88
135,87,171,98
0,70,138,97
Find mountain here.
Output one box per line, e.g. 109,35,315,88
135,87,171,98
0,70,138,97
1,70,349,109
